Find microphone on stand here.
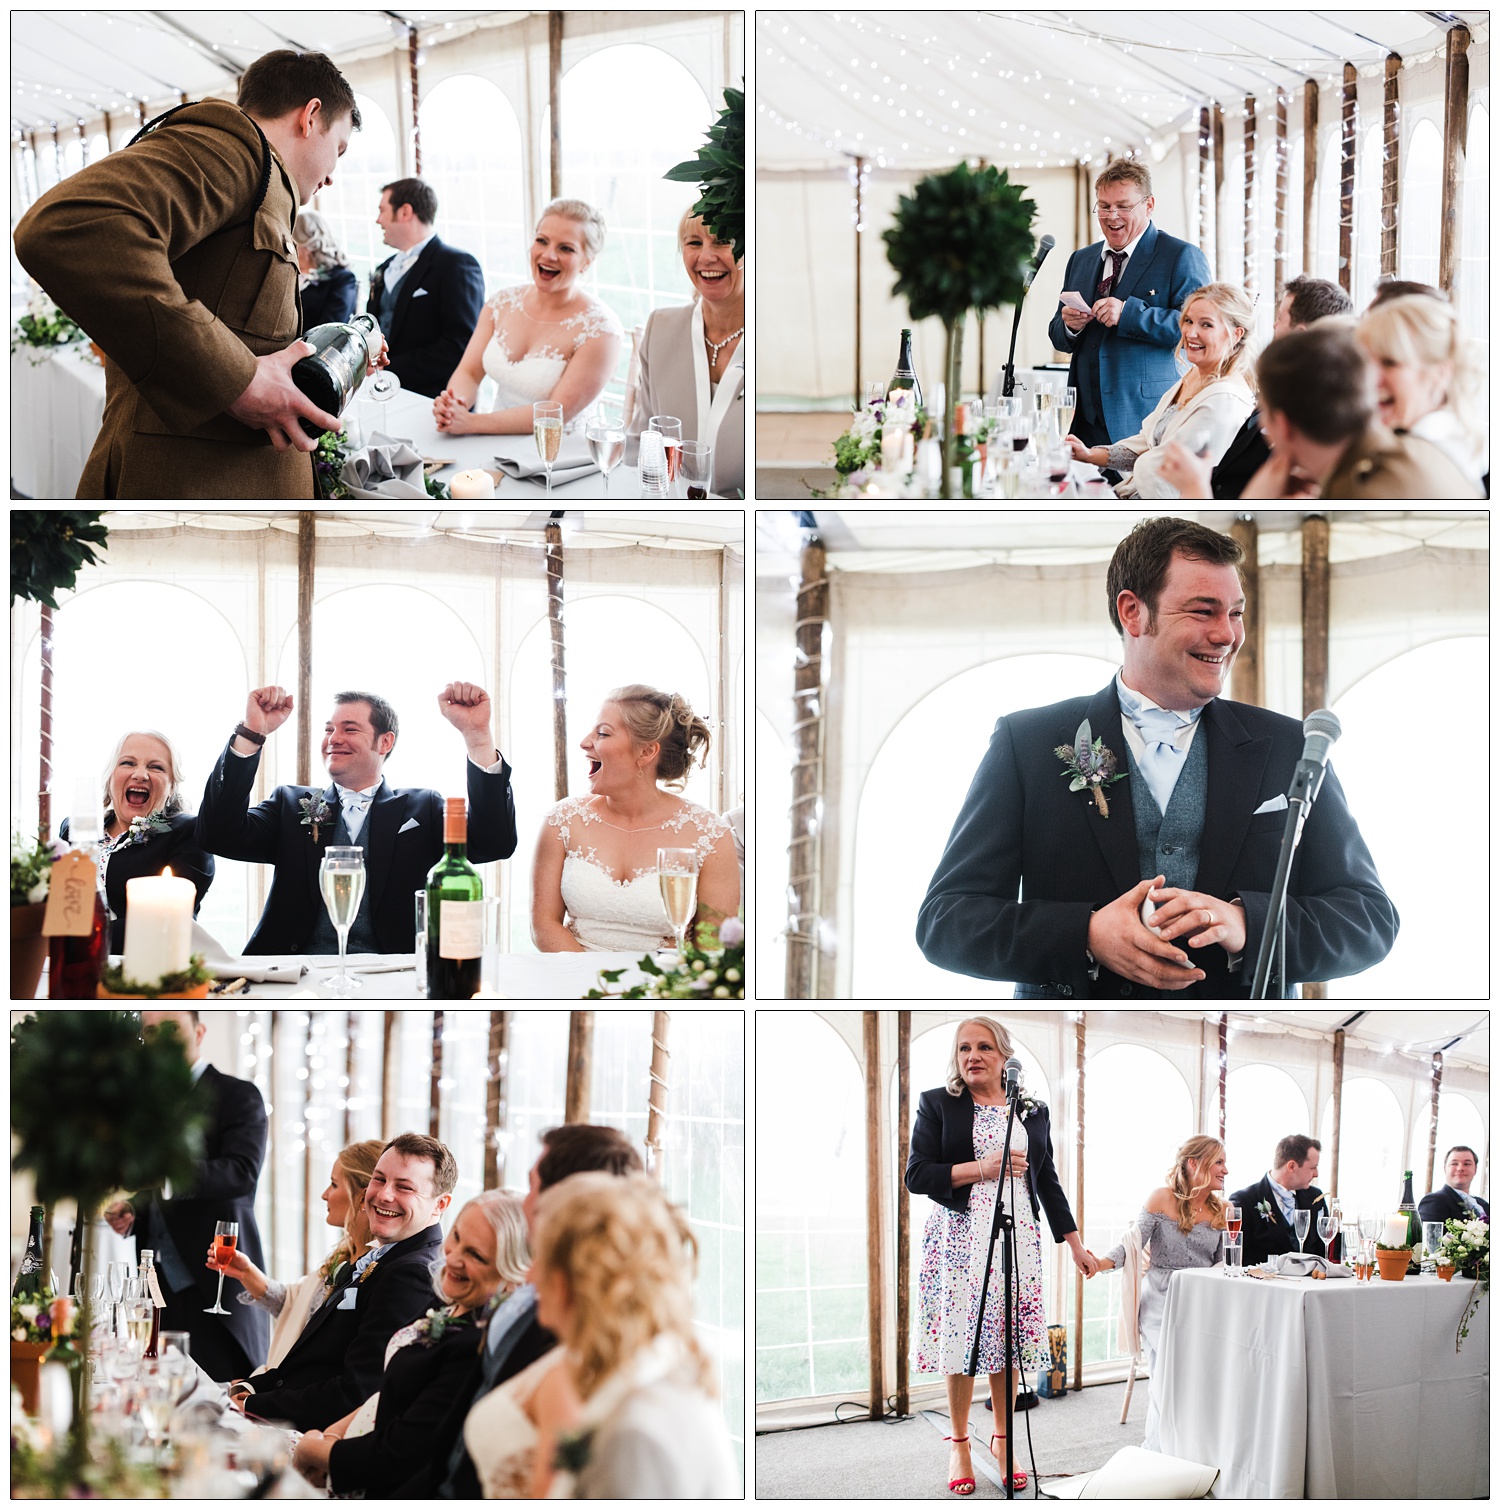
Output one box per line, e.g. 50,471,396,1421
1004,1056,1023,1101
1003,235,1057,397
1290,710,1341,805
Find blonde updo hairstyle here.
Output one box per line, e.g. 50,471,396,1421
605,684,711,790
944,1016,1018,1098
1356,293,1482,441
320,1137,385,1282
1165,1134,1228,1235
532,1172,712,1399
100,730,187,827
293,209,351,270
539,197,606,265
1176,283,1259,391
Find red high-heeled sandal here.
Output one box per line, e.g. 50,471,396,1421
990,1433,1028,1492
945,1434,975,1496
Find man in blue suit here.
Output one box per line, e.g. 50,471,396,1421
1047,161,1211,452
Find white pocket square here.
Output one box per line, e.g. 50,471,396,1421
336,1289,358,1310
1253,794,1288,815
411,287,429,298
398,817,420,833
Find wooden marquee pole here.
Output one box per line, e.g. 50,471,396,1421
1218,1013,1229,1141
38,603,54,840
862,1011,886,1419
1426,1053,1443,1195
483,1010,511,1189
645,1011,672,1181
1301,515,1331,999
1073,1013,1086,1393
1302,82,1318,275
296,512,314,786
548,13,564,199
407,23,422,176
1330,1027,1346,1197
565,1011,593,1123
1381,54,1402,278
1274,89,1288,298
896,1010,911,1418
1243,95,1257,304
382,1010,398,1137
545,520,568,801
428,1010,445,1139
1229,515,1263,707
1338,64,1357,295
853,154,865,407
1439,24,1470,295
786,535,828,999
343,1010,357,1145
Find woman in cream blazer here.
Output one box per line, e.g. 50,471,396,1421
628,213,745,497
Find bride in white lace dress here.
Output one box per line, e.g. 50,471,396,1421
532,685,740,952
432,198,623,435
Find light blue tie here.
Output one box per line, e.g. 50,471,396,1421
336,787,374,842
1130,705,1192,815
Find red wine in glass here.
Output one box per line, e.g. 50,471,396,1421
687,485,708,500
1011,436,1030,453
1228,1217,1243,1235
205,1221,238,1315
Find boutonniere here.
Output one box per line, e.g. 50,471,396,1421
1055,719,1127,818
554,1425,597,1476
299,792,337,844
326,1261,353,1292
1015,1093,1043,1121
1256,1198,1274,1222
356,1259,380,1285
419,1305,471,1344
113,812,171,852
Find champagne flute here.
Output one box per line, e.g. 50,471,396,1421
657,847,700,956
108,1258,128,1338
1318,1210,1340,1261
318,845,367,997
1293,1208,1312,1250
533,400,564,497
205,1221,238,1315
1226,1202,1242,1237
585,417,625,497
1056,386,1077,439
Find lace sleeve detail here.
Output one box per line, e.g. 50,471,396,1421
570,298,625,350
1107,442,1139,472
489,286,526,320
659,801,732,866
545,796,597,851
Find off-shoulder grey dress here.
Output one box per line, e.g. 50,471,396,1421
1106,1210,1223,1368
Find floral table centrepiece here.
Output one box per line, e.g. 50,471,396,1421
98,954,214,1000
587,916,745,999
314,428,450,501
810,393,929,498
1373,1241,1412,1282
10,291,90,366
1436,1216,1488,1351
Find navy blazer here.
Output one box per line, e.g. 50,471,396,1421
195,738,517,955
368,237,485,398
60,810,213,954
916,679,1398,997
1418,1185,1489,1228
1211,409,1272,499
905,1086,1078,1242
301,264,359,332
247,1222,444,1429
1228,1174,1325,1267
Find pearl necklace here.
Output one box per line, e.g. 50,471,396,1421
704,325,744,365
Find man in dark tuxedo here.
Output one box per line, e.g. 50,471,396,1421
917,517,1397,997
1048,160,1211,453
197,681,516,954
1230,1135,1325,1267
1419,1146,1490,1227
389,1124,644,1499
227,1132,454,1428
368,177,484,397
104,1012,270,1382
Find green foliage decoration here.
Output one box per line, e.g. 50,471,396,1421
10,511,108,609
664,84,745,262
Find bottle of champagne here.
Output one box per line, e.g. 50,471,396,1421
48,796,109,999
14,1205,46,1298
139,1249,163,1358
1399,1169,1422,1273
889,328,922,410
425,797,484,1000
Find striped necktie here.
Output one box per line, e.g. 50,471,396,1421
1099,250,1126,299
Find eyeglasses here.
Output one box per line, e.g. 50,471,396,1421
1095,200,1147,218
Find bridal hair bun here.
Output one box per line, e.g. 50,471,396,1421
540,197,606,262
607,684,711,790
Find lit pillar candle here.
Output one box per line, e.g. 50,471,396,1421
122,867,195,984
1382,1214,1409,1247
449,468,496,499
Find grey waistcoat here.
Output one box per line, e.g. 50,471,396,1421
1124,725,1209,891
303,809,379,955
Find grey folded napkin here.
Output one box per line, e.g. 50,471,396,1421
1269,1252,1353,1279
495,432,599,485
189,922,309,984
339,431,431,498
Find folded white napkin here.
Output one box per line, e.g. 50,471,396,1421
1044,1445,1220,1499
1269,1251,1353,1279
189,922,309,984
339,431,431,498
495,432,599,485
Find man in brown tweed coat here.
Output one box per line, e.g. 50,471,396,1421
13,51,365,499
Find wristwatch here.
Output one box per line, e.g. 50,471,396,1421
234,723,267,746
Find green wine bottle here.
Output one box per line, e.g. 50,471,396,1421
425,797,484,1000
13,1206,46,1299
889,328,923,410
1399,1169,1422,1274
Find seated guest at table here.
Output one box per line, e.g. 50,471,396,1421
294,210,358,331
1087,1135,1227,1449
1065,283,1256,499
1367,277,1446,309
1228,1134,1324,1268
1244,322,1482,499
432,199,623,436
1155,275,1353,500
59,730,214,954
1356,294,1487,494
515,1172,739,1498
197,681,515,954
227,1132,453,1428
532,685,739,953
626,211,745,496
105,1011,269,1382
368,177,485,398
397,1123,643,1499
1419,1146,1490,1226
214,1138,383,1370
292,1189,529,1494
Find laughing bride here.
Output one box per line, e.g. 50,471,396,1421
432,198,622,435
531,685,739,953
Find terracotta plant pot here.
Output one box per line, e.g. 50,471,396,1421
10,1339,51,1416
1376,1247,1412,1281
1437,1262,1456,1281
97,980,211,1000
10,902,48,1001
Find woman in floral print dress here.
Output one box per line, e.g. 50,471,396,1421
906,1017,1096,1496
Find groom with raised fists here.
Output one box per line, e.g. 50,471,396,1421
197,681,516,953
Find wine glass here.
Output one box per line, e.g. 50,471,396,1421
1318,1210,1340,1261
657,847,700,956
585,417,625,497
679,440,713,500
1293,1208,1312,1250
363,366,401,403
865,380,887,410
318,845,367,997
649,415,683,497
533,400,564,497
1056,386,1077,439
1226,1202,1242,1238
1422,1220,1445,1274
108,1259,129,1338
205,1221,238,1315
1044,442,1073,497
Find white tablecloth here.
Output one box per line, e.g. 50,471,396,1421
1156,1268,1489,1498
11,346,107,498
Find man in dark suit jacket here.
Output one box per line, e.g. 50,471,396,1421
229,1132,454,1428
197,681,516,955
1419,1146,1490,1227
1230,1134,1325,1267
917,518,1397,997
1047,161,1211,451
105,1012,270,1381
368,177,485,397
389,1124,645,1499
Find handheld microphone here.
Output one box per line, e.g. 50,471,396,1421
1291,710,1341,805
1004,1057,1023,1099
1023,234,1056,293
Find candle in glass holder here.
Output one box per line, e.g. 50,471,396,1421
449,468,496,499
122,868,195,984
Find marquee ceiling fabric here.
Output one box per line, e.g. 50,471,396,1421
1163,1009,1490,1071
11,11,524,132
757,9,1490,172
